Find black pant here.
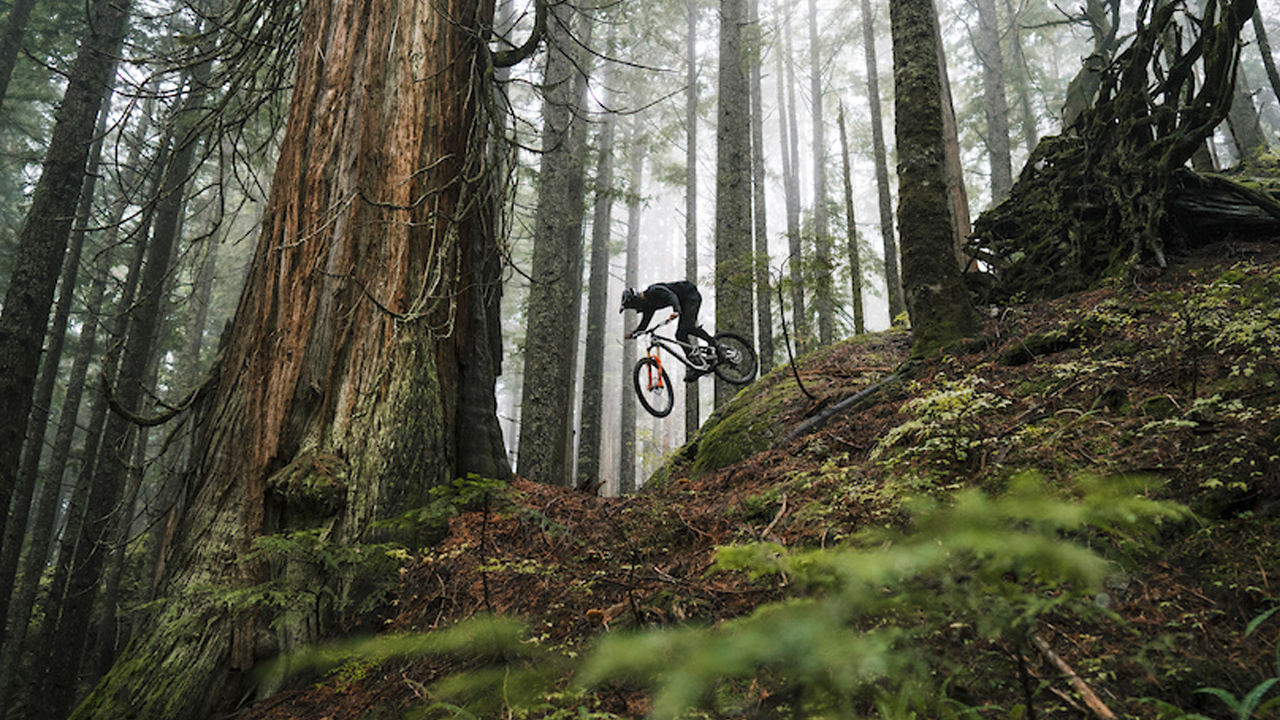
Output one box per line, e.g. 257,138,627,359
676,292,715,347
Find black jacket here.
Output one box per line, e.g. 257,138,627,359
630,281,700,334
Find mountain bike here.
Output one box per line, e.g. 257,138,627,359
629,317,758,418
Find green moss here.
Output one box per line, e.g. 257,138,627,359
267,451,349,518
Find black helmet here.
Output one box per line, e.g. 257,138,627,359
619,287,639,313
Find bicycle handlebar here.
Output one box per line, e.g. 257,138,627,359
626,314,678,338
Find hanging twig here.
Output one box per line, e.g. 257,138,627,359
773,261,815,401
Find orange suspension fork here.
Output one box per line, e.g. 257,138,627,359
649,348,665,390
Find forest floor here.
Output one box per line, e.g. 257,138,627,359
234,240,1280,720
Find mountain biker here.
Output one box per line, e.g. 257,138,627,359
620,281,716,381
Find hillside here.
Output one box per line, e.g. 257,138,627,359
234,241,1280,720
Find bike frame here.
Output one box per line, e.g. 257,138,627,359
634,316,711,374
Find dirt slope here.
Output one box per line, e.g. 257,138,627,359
235,242,1280,720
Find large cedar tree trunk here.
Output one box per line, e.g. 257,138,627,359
73,0,507,716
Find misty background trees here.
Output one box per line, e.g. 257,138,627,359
0,0,1276,716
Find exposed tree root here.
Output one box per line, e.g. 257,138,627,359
968,0,1266,303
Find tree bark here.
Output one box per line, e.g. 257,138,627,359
837,102,865,335
620,120,643,495
935,5,973,267
975,0,1013,202
859,0,904,323
892,0,977,358
0,89,110,640
0,0,130,568
0,0,37,113
1254,12,1280,111
715,0,755,407
684,0,701,437
577,55,617,489
808,0,833,345
74,0,508,715
776,2,807,352
518,0,592,485
748,0,773,373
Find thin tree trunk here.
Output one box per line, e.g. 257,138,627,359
975,0,1013,201
1226,66,1269,160
0,0,131,567
684,0,701,437
892,0,977,358
808,0,833,344
715,0,754,407
1004,0,1039,156
0,91,110,640
620,121,643,495
837,102,865,335
0,0,37,112
1254,13,1280,111
777,3,807,351
748,0,773,373
935,2,973,267
577,55,617,489
518,0,592,485
42,54,210,720
18,141,158,712
859,0,904,322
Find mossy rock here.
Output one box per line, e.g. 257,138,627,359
648,335,902,486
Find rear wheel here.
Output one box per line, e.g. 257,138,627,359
711,333,757,385
633,356,674,417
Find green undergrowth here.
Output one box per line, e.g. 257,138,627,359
268,473,1187,719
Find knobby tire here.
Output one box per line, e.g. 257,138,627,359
711,333,758,385
633,356,674,417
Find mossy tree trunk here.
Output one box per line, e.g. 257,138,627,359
72,0,510,716
892,0,977,358
970,0,1259,302
518,0,592,486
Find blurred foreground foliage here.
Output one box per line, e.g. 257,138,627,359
266,472,1190,719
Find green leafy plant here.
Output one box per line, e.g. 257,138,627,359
577,472,1185,719
1145,605,1280,720
379,474,512,541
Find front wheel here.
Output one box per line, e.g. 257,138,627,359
633,356,674,417
711,333,758,385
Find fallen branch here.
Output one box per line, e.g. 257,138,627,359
760,492,788,542
1030,632,1117,720
781,373,899,444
